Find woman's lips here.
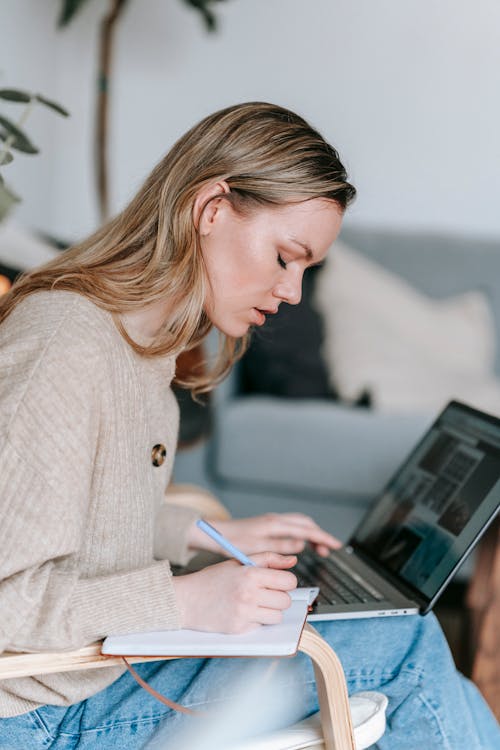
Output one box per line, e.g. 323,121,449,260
252,308,278,325
252,308,266,325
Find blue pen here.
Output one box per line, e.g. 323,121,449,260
196,518,257,566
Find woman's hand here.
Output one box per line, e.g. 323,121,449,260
172,552,297,633
187,512,341,558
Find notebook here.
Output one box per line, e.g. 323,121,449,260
295,400,500,620
101,587,319,658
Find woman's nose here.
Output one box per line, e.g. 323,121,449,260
273,274,303,306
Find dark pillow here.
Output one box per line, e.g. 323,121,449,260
238,265,338,399
172,385,212,448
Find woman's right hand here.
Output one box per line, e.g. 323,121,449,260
171,552,298,634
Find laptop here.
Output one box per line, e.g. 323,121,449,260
295,400,500,620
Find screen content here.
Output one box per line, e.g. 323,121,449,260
353,403,500,599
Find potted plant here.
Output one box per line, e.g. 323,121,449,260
0,89,69,222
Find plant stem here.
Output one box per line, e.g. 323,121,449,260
96,0,128,223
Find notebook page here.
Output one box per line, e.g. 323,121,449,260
102,594,312,657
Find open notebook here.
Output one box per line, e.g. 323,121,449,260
102,588,319,658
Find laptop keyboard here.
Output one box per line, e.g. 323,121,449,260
294,552,384,606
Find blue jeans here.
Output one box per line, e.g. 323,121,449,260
0,614,498,749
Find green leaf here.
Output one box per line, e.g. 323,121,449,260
0,117,39,154
35,94,70,117
0,151,14,166
0,180,20,222
58,0,95,27
0,89,31,103
182,0,230,31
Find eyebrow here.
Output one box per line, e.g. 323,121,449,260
289,237,315,261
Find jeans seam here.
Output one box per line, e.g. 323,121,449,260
31,709,54,740
345,669,420,683
417,691,454,750
57,714,166,737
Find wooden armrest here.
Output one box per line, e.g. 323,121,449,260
301,624,355,750
165,483,231,521
0,626,354,750
0,645,175,680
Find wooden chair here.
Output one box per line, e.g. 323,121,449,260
0,488,388,749
0,624,363,749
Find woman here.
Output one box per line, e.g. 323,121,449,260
0,102,498,749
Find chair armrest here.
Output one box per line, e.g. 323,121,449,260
0,644,176,680
300,624,355,750
165,483,231,521
0,627,355,750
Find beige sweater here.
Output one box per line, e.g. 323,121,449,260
0,291,199,717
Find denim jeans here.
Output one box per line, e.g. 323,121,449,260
0,613,498,749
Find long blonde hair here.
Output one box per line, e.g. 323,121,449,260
0,102,355,391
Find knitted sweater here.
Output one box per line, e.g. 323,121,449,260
0,291,199,717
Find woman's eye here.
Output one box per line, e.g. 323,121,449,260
277,254,287,269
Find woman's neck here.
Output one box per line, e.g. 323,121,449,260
120,300,170,344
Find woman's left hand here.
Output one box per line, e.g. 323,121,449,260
187,512,342,558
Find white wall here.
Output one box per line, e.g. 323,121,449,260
2,0,500,241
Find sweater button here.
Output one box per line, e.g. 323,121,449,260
151,444,167,467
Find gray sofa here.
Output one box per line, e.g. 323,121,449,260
174,226,500,547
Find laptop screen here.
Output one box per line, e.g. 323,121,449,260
352,401,500,601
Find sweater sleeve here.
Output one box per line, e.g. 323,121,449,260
0,305,181,653
153,501,201,565
0,443,182,655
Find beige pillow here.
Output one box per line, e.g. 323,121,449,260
315,240,500,414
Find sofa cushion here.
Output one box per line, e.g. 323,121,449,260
213,396,433,497
316,240,500,414
238,265,337,400
340,227,500,373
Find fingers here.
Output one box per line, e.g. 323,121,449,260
253,589,293,627
215,515,342,558
237,607,286,630
265,537,306,554
255,607,286,626
262,513,342,551
229,563,296,631
246,554,298,594
314,543,332,557
249,551,297,571
257,588,292,611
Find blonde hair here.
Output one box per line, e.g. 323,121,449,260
0,102,355,392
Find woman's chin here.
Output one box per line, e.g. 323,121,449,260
213,319,252,338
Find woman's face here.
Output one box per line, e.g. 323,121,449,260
198,194,343,337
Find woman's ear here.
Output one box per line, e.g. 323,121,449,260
193,181,230,235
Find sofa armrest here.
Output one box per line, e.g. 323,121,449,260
212,396,434,498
